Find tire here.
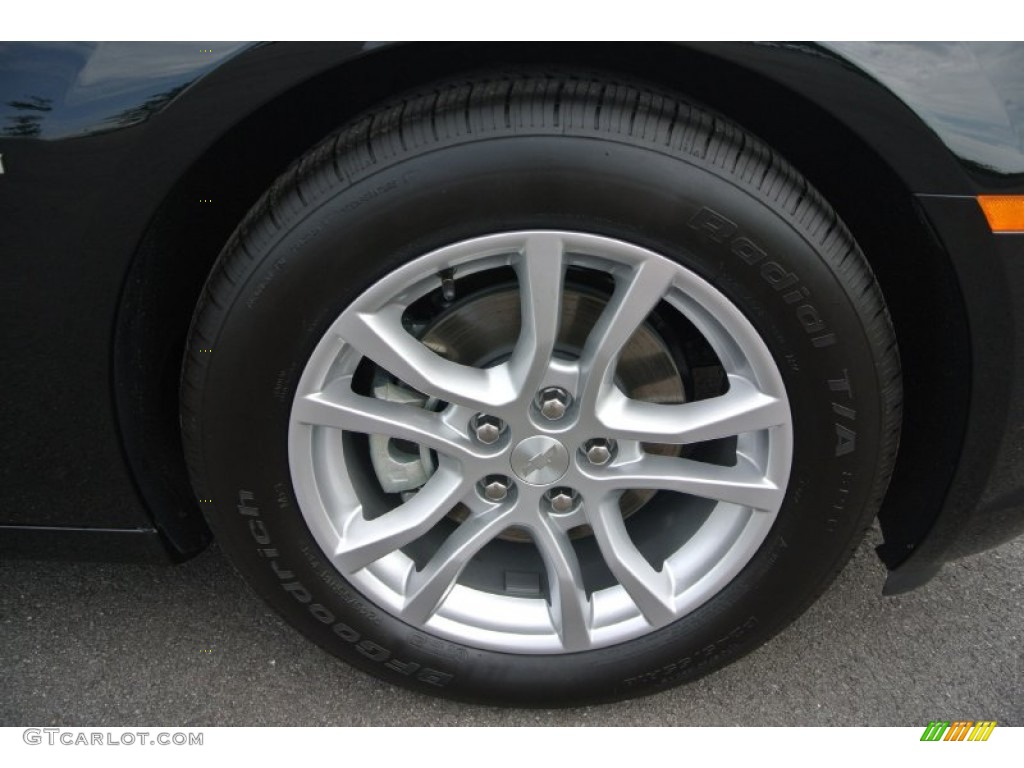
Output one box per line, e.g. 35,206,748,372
180,71,901,706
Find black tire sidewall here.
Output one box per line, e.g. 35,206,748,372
195,136,885,705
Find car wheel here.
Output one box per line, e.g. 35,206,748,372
181,72,901,705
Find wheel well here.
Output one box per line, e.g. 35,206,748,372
115,42,968,564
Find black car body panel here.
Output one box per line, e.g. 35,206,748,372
1,42,1022,590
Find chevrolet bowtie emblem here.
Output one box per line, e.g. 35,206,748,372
521,446,560,477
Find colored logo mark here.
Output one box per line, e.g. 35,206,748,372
920,721,997,741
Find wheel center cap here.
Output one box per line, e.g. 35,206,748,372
510,435,570,486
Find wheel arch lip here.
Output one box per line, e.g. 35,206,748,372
881,194,1024,593
4,42,1020,575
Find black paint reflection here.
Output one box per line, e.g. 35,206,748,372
827,42,1024,175
0,41,248,139
3,95,52,137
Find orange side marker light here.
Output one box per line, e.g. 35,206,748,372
977,195,1024,232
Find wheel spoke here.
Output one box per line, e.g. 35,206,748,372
336,304,518,409
293,376,478,461
402,503,516,624
597,375,788,444
526,516,592,651
592,453,785,511
587,498,676,626
507,234,566,393
577,257,678,406
334,465,469,573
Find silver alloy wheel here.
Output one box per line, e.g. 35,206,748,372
288,231,793,653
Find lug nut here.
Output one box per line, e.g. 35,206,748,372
583,438,615,466
537,387,572,421
472,414,505,445
547,487,578,514
480,475,512,502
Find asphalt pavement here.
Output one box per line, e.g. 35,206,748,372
1,526,1020,726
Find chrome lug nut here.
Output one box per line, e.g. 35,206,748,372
537,387,572,420
547,487,578,514
583,438,615,466
472,414,505,445
480,475,512,502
